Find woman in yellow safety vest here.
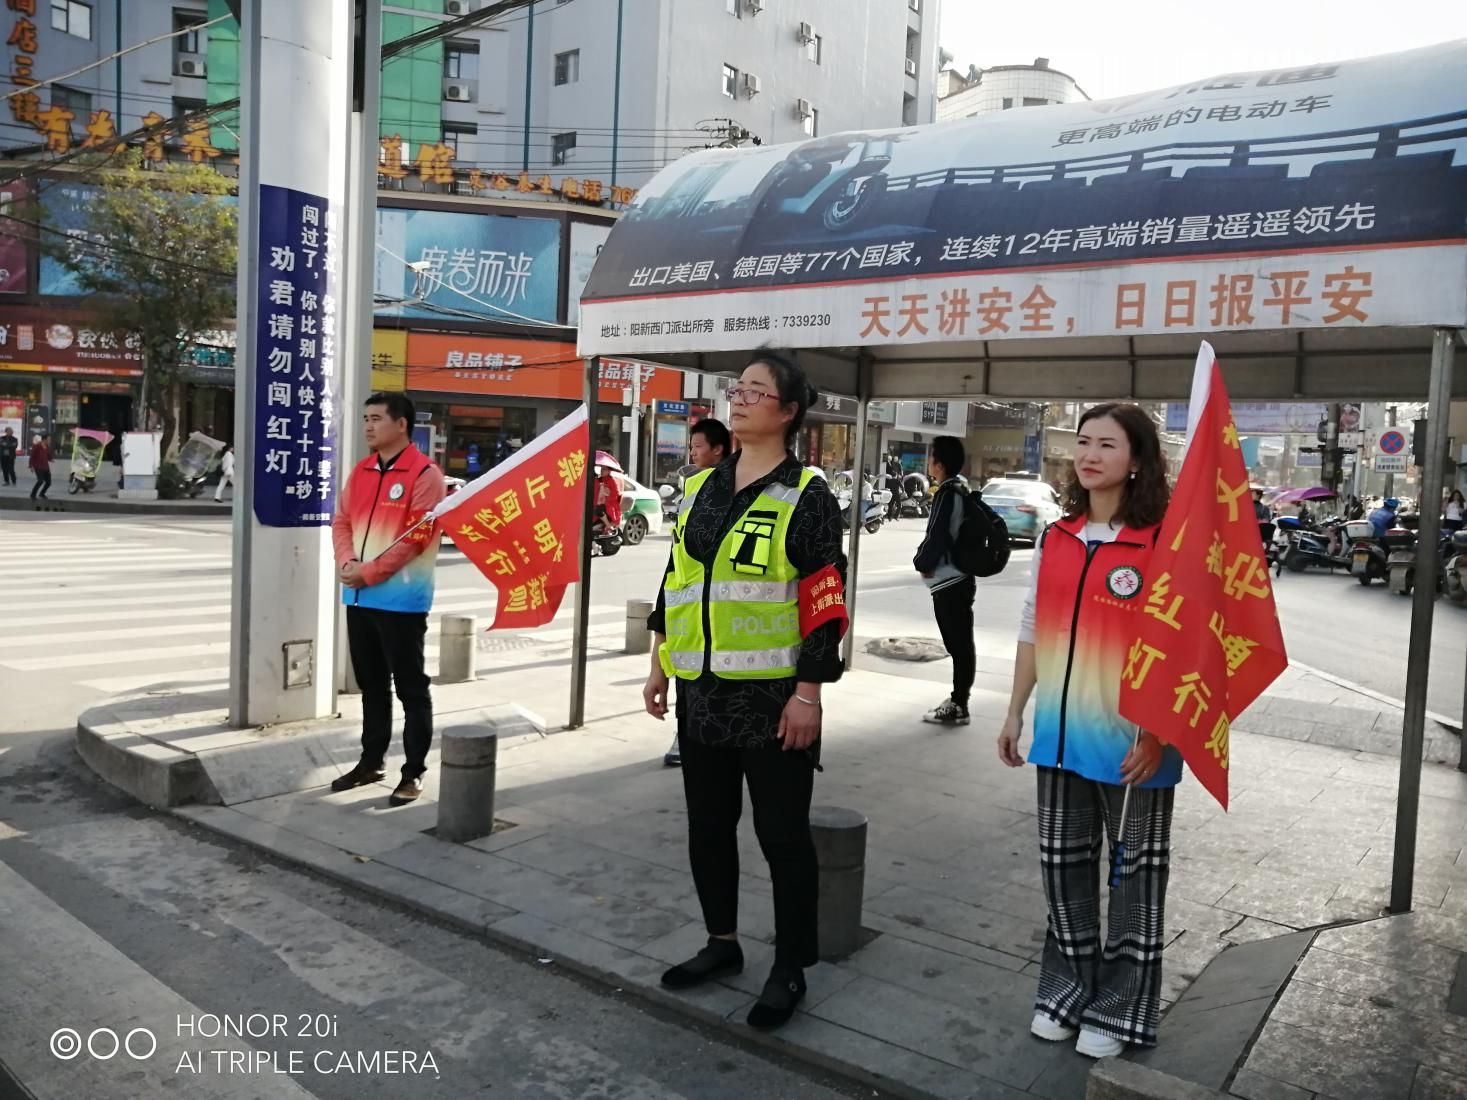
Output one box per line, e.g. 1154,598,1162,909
643,349,848,1031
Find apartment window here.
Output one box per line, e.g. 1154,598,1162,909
445,40,479,80
1002,97,1013,109
554,49,580,86
551,131,576,165
725,0,738,13
1023,96,1047,107
174,10,207,74
805,33,822,63
50,84,90,115
908,0,921,10
442,122,476,156
802,107,818,137
722,64,738,98
51,0,91,39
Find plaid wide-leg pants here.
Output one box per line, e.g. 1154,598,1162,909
1033,764,1174,1047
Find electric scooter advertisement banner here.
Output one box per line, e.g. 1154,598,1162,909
580,40,1467,355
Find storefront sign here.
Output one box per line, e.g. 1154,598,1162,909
251,184,338,527
405,334,681,404
1166,401,1325,434
374,207,562,325
659,400,690,417
371,329,407,391
0,306,143,375
378,135,637,208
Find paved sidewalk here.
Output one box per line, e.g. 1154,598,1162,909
0,479,230,515
109,648,1467,1100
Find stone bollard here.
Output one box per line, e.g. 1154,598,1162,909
439,614,477,683
437,724,498,843
625,598,654,654
810,805,868,960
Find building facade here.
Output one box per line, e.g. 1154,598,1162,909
936,58,1088,122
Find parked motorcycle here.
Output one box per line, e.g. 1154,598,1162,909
833,472,888,535
1441,529,1467,606
175,431,226,498
67,428,112,494
896,472,931,519
1385,515,1448,597
1277,514,1348,574
1345,519,1392,586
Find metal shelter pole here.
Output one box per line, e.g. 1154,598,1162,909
841,357,873,669
567,357,599,729
1391,327,1456,913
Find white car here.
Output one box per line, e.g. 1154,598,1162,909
981,478,1064,543
613,472,665,545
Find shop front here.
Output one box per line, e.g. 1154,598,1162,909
0,307,145,466
802,394,895,477
880,400,970,475
403,333,682,477
649,398,715,486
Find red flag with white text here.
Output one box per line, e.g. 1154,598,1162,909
432,405,589,628
1117,343,1288,809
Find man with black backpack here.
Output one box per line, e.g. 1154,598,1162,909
913,436,1009,725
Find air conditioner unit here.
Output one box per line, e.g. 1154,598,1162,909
445,0,470,16
904,57,918,77
177,57,206,78
797,21,815,43
742,72,761,97
794,97,812,119
444,82,472,102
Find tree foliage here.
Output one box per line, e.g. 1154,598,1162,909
46,152,236,456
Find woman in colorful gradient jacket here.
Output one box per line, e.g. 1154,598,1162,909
997,403,1180,1060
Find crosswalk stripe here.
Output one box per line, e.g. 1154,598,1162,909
4,640,230,671
3,587,229,612
2,559,230,579
4,604,228,629
0,550,208,566
3,577,229,601
80,666,232,694
0,621,230,649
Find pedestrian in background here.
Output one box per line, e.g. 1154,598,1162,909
662,416,731,768
0,426,17,485
213,444,235,503
913,435,976,726
643,350,846,1032
998,403,1181,1059
28,432,51,505
1444,489,1466,533
330,393,447,806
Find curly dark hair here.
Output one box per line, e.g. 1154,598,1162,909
1062,403,1170,529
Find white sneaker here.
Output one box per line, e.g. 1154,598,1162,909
1030,1013,1077,1042
1075,1027,1125,1058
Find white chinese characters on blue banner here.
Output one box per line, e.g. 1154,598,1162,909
253,184,337,527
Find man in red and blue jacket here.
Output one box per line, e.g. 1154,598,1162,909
329,392,446,805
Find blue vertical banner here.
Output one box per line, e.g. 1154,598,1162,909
1023,433,1041,473
252,184,338,527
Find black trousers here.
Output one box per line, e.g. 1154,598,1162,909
29,468,50,499
345,605,432,778
679,732,819,969
931,576,976,706
0,454,14,484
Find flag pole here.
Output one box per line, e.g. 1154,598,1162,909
567,357,599,730
370,512,434,558
1110,726,1141,887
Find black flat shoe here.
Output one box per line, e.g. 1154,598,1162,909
330,762,385,792
660,937,743,990
747,967,806,1030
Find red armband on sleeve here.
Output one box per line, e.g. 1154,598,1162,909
799,564,849,639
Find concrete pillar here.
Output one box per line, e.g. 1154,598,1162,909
810,805,867,960
625,598,654,654
229,0,359,727
437,725,498,843
439,614,477,684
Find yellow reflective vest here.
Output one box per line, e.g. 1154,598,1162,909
659,467,818,680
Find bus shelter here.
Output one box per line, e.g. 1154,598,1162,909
574,39,1467,912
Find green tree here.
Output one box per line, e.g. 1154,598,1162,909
45,152,236,457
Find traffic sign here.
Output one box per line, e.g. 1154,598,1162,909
1375,454,1408,473
1379,430,1406,455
